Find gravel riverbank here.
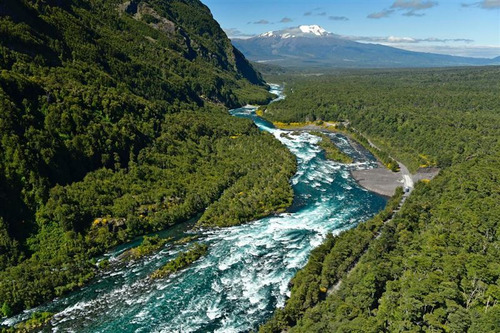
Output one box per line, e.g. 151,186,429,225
274,124,439,197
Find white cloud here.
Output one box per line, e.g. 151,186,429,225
481,0,500,8
387,36,417,42
462,0,500,9
341,34,498,58
391,0,438,10
329,16,349,21
367,9,395,19
369,0,438,19
394,44,500,58
343,35,474,44
223,28,255,39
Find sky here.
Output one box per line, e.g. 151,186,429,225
201,0,500,58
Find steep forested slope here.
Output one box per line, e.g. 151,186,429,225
0,0,295,315
261,67,500,332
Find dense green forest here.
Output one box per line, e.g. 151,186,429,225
261,67,500,332
346,128,400,172
263,67,500,172
261,188,404,332
0,0,295,316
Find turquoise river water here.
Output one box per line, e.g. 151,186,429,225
4,84,387,332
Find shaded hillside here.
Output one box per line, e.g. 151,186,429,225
0,0,295,315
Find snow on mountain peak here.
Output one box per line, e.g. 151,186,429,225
260,31,274,37
298,25,328,36
258,25,331,38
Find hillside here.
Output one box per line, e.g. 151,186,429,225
232,25,500,69
260,67,500,332
0,0,296,316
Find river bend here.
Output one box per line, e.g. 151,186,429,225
5,84,386,332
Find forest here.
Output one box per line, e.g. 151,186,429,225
263,67,499,172
0,0,295,316
260,66,500,332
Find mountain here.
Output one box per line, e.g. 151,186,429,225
259,24,333,38
0,0,295,316
232,25,500,68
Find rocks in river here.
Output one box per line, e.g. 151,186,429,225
280,132,293,140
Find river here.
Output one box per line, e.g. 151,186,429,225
6,84,387,332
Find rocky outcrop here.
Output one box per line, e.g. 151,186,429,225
119,1,175,34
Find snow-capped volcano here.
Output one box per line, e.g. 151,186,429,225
259,25,333,38
232,24,500,68
298,25,329,36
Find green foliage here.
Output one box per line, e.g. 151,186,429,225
1,302,12,318
265,67,500,172
0,0,292,316
310,131,353,164
261,67,500,331
260,188,403,332
122,235,171,261
232,82,274,106
196,130,296,227
347,130,400,171
174,235,200,245
291,159,500,332
97,259,110,269
15,311,53,331
150,243,208,279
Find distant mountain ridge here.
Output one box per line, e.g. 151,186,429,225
232,25,500,68
259,25,333,38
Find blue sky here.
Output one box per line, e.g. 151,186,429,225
202,0,500,58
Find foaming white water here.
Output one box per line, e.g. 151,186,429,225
145,123,382,332
13,85,386,333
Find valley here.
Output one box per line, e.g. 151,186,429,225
0,0,499,332
2,86,388,332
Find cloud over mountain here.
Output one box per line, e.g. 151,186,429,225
346,35,474,44
252,19,270,24
231,25,499,68
223,28,255,39
369,0,438,18
462,0,500,9
367,9,395,19
329,16,349,21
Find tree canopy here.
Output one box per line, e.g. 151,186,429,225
261,67,500,332
0,0,294,316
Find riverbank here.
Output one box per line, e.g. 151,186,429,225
272,123,403,196
271,122,439,197
12,84,388,332
350,162,403,197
